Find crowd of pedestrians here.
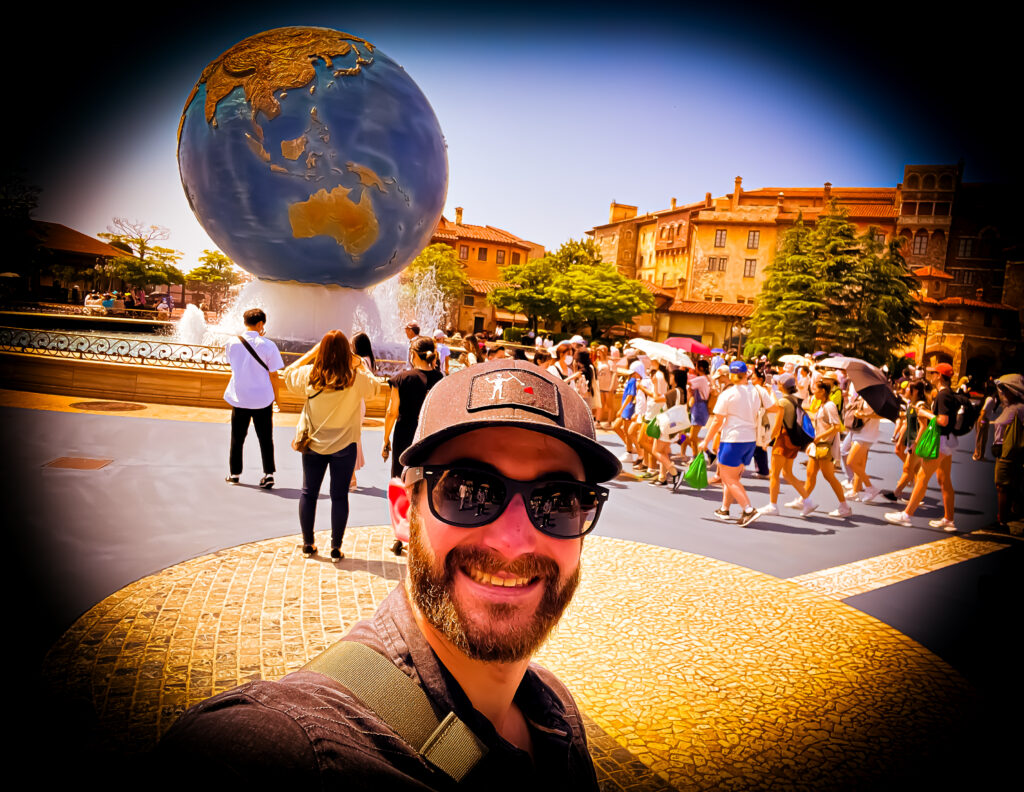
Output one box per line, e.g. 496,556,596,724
221,311,1023,551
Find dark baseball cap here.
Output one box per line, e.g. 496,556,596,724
399,359,621,482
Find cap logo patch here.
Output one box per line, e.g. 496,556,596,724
468,369,561,419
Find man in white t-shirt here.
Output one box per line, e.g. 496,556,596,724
224,308,284,488
698,361,772,527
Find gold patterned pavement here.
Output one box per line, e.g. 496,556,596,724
43,525,979,791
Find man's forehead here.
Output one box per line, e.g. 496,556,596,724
425,427,586,479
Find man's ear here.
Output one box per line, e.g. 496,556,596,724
388,477,411,543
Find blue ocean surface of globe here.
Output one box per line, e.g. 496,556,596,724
178,27,448,289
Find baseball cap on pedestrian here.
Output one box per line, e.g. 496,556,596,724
729,360,748,375
927,363,954,378
399,359,621,482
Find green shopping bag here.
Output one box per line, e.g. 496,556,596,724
683,452,709,489
645,416,661,439
914,417,940,460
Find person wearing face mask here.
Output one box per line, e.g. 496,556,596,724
547,340,574,381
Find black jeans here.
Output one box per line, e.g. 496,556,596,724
300,443,357,548
229,405,275,476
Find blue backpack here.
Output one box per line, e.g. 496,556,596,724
785,395,815,448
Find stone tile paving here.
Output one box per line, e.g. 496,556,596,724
43,527,974,790
787,534,1012,599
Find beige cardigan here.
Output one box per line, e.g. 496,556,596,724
285,364,384,455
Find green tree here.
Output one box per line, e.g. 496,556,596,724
404,243,469,326
187,250,243,308
838,230,920,365
750,203,919,364
548,261,654,338
1,170,48,293
488,254,562,331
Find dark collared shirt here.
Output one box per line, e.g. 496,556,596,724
156,586,597,791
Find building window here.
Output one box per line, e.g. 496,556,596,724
714,229,727,247
511,252,520,265
902,201,917,216
746,230,760,249
917,202,933,216
707,257,716,272
957,238,974,258
496,250,506,266
873,232,886,245
912,232,928,255
459,245,469,260
714,295,723,302
934,202,950,216
463,295,474,306
743,259,756,278
718,257,728,272
478,247,487,261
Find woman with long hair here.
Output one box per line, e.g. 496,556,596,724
651,368,687,486
382,336,444,555
685,358,712,463
883,379,928,503
284,330,385,561
595,345,615,428
796,378,852,518
843,390,882,503
349,332,377,490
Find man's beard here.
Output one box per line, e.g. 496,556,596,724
407,503,580,663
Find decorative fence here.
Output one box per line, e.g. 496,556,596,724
0,326,231,371
0,325,406,376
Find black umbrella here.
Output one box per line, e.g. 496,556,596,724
822,356,901,422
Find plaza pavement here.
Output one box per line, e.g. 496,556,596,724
2,388,1020,790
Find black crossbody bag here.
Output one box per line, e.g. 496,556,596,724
237,335,269,371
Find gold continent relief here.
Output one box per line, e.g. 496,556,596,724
289,186,379,256
182,27,375,132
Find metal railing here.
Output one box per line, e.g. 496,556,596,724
0,326,230,370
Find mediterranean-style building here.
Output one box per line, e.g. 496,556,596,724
588,164,1021,379
429,206,544,335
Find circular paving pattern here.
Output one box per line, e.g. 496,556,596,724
69,400,148,411
43,526,974,790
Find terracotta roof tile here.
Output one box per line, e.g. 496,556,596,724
639,279,677,299
467,278,513,294
912,266,954,280
919,296,1016,311
33,221,126,258
667,300,756,317
433,217,531,246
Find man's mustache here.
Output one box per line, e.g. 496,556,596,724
445,546,559,581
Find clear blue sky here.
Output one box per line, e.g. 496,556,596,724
12,1,1014,272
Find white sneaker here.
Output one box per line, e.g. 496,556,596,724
928,517,957,532
860,487,881,504
784,497,804,509
829,503,853,517
800,499,818,517
758,503,779,516
884,511,913,526
618,451,637,463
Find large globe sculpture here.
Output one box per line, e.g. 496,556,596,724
178,27,448,289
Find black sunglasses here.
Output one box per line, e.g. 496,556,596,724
404,466,609,539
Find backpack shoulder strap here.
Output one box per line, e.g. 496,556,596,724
303,641,487,781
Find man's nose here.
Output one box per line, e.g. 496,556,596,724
479,492,539,558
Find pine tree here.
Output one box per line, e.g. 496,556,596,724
750,202,919,364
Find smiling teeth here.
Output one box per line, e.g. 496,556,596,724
467,568,531,588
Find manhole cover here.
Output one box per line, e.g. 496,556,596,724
44,457,114,470
69,401,147,412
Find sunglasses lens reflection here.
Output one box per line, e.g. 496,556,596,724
428,469,598,537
